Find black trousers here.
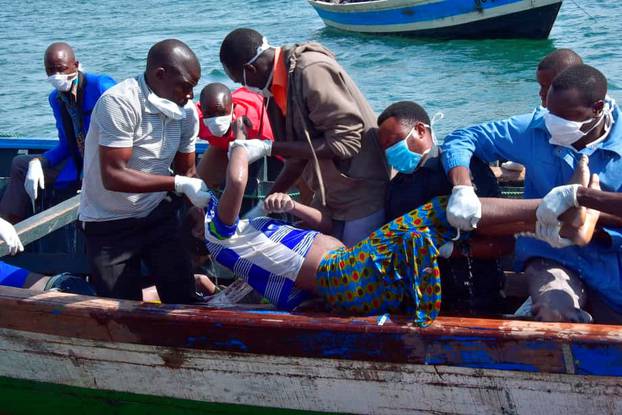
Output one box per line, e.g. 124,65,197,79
81,195,197,303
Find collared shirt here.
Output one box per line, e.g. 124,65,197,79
271,47,288,116
441,101,622,311
79,74,198,222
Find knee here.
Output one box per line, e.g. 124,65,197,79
10,155,34,177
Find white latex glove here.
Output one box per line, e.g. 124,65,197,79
501,161,525,172
263,193,295,214
535,221,574,249
536,184,579,225
438,241,454,259
24,158,45,204
174,176,212,208
242,203,266,219
447,185,481,231
228,139,272,164
0,218,24,256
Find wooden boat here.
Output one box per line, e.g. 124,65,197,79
307,0,564,39
1,136,622,414
2,286,622,414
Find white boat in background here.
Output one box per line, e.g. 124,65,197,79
308,0,564,39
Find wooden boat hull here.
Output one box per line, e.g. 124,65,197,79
308,0,563,39
1,287,622,414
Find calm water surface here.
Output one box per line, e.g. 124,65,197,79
0,0,620,139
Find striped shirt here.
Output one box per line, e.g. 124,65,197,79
204,196,318,310
79,74,198,222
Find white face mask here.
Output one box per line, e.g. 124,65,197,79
204,112,233,137
545,102,613,150
242,37,274,98
147,93,185,120
47,72,78,92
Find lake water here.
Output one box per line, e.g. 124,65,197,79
0,0,620,140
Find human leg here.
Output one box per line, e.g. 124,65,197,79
82,218,144,300
140,198,197,304
525,258,592,323
0,155,65,223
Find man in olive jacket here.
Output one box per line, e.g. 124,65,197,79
220,28,390,246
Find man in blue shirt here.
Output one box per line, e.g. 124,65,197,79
0,42,115,223
441,64,622,324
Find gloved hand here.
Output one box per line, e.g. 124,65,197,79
24,158,45,204
0,218,24,256
228,139,272,164
263,193,295,214
535,221,574,249
536,184,579,225
174,176,212,208
447,185,481,231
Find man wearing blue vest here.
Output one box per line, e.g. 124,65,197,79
0,42,115,223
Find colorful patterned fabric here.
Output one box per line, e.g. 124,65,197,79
317,196,457,327
204,195,318,310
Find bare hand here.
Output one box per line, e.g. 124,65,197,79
263,193,295,214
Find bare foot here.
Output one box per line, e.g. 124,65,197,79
560,173,601,246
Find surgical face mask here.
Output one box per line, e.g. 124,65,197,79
147,92,185,120
384,127,431,174
204,111,233,137
545,101,613,150
47,72,78,92
242,37,274,98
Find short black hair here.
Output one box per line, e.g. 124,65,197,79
220,28,264,71
537,48,583,74
551,64,607,107
378,101,430,128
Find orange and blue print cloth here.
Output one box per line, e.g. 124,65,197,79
317,196,458,327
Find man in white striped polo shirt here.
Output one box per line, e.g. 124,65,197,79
79,39,211,303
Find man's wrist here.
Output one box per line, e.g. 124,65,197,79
448,166,473,186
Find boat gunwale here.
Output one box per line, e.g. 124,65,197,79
2,286,621,345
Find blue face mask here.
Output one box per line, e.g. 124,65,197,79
384,127,431,174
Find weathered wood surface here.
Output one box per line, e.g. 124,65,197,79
1,327,621,415
1,286,621,377
0,194,80,258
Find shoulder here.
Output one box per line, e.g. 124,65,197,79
85,72,117,92
92,78,141,119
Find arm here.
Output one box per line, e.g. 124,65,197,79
578,187,622,220
263,192,333,233
441,113,535,185
99,146,174,193
217,146,249,226
42,93,71,168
